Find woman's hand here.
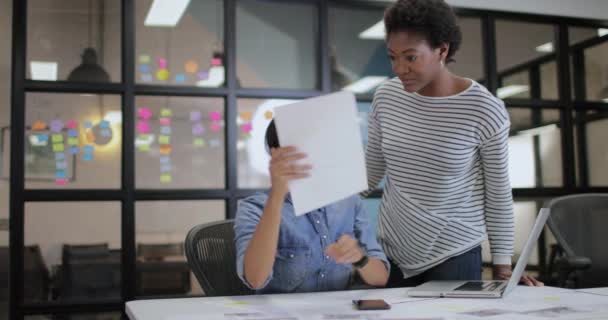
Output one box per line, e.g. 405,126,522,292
493,264,544,286
325,235,365,263
269,146,312,197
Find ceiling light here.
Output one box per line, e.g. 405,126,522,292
30,61,58,81
104,111,122,124
343,76,388,93
517,124,558,136
359,21,384,40
535,42,554,53
144,0,190,27
598,28,608,37
497,85,529,99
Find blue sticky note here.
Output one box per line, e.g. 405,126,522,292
69,146,79,154
175,74,186,83
160,156,170,164
99,120,110,128
141,73,153,82
55,152,65,161
160,164,172,172
38,134,49,142
56,161,67,170
55,171,66,179
83,153,94,161
160,126,172,135
83,145,94,153
84,121,93,129
139,64,150,73
68,129,78,137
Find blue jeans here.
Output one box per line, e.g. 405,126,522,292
387,246,482,288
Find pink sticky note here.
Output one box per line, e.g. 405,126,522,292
138,107,152,120
65,120,79,129
159,117,171,126
209,111,222,121
158,58,168,69
210,122,221,132
55,178,67,186
211,57,222,66
240,123,252,133
136,121,151,134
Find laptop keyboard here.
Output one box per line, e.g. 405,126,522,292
454,281,503,291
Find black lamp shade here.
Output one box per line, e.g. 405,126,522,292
67,47,110,82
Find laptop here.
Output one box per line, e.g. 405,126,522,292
407,207,550,298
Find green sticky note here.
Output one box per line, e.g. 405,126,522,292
158,135,170,144
137,144,150,152
67,137,79,145
52,143,64,152
193,138,205,147
139,55,151,64
160,174,172,183
51,134,63,143
160,108,172,117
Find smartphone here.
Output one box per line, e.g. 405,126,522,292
352,299,391,310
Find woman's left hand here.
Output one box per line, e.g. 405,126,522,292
493,264,544,286
325,235,364,264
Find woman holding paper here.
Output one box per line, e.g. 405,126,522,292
364,0,542,287
234,121,389,294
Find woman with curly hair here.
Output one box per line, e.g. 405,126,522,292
365,0,543,287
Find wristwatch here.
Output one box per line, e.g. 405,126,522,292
353,255,369,269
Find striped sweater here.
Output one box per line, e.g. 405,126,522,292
366,77,514,278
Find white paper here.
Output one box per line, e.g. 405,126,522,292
273,91,368,215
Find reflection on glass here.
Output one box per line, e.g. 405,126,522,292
508,108,563,188
24,93,122,189
584,43,608,102
136,0,224,87
27,0,121,82
500,71,530,99
236,0,317,89
135,200,224,297
540,62,559,100
585,110,608,186
24,202,121,302
135,96,225,189
496,20,554,74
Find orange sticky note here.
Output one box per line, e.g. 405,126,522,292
32,120,47,131
159,144,172,155
185,60,198,73
240,111,252,122
264,111,273,120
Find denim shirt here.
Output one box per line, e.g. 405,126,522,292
234,193,388,294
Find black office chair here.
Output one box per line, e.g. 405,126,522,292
185,220,253,297
544,194,608,288
136,243,190,295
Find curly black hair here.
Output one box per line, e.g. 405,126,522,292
384,0,462,63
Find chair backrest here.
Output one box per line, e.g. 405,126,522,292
185,220,253,296
545,193,608,288
60,244,120,300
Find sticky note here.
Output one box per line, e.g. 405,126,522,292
211,57,222,66
159,117,171,126
160,126,171,135
160,156,170,164
197,71,209,80
136,121,151,134
56,161,67,170
55,152,65,161
209,111,222,121
37,134,49,142
156,69,170,81
139,55,151,64
55,178,67,186
51,134,63,143
185,60,198,73
160,164,172,172
52,143,64,152
158,135,170,144
83,145,94,153
157,58,168,69
65,120,78,129
55,171,66,179
190,111,202,122
159,145,172,155
138,108,152,120
160,108,172,117
192,123,204,136
160,174,172,183
175,74,186,83
139,64,151,73
69,146,79,154
68,137,79,145
32,120,47,131
67,129,78,137
193,138,205,147
239,112,252,122
264,111,274,120
50,120,64,133
240,123,252,134
141,73,153,82
83,153,94,161
137,144,150,152
99,120,110,128
210,122,221,132
84,121,93,129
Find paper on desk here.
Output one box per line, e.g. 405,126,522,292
273,92,368,215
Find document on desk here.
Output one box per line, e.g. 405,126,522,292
273,91,368,216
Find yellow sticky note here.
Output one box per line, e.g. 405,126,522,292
264,111,274,120
51,134,63,143
160,174,172,183
156,69,170,81
158,135,170,144
193,138,205,147
67,137,79,145
160,108,172,117
52,143,64,152
137,144,150,152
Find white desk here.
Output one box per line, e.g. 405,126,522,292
127,286,608,320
